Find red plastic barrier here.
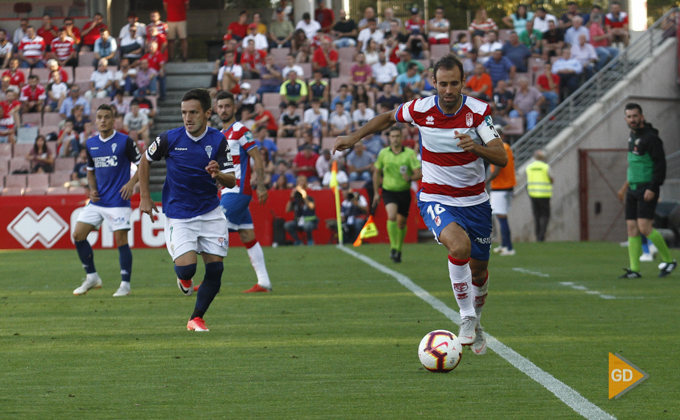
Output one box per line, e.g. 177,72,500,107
0,189,420,250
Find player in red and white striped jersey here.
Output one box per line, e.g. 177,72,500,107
215,91,272,293
334,55,508,355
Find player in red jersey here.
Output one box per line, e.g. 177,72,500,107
334,54,507,355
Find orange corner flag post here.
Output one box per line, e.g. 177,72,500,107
353,215,378,247
329,161,343,244
608,353,649,399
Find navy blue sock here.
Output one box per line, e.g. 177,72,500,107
191,261,223,320
75,239,96,274
174,263,197,280
498,217,513,250
118,244,132,283
641,235,649,254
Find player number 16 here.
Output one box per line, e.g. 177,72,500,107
426,204,445,220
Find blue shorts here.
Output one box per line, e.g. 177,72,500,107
417,194,492,261
220,193,253,232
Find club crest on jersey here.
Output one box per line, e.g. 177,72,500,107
426,115,434,125
434,216,441,226
205,145,213,158
111,143,117,153
466,112,473,127
149,139,158,155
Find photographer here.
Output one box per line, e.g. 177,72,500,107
341,188,368,243
284,176,318,245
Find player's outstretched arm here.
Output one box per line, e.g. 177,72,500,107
333,110,397,154
138,157,158,218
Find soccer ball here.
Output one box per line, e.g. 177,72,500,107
418,330,463,373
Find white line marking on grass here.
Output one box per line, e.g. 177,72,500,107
513,267,551,277
338,245,616,420
559,282,618,300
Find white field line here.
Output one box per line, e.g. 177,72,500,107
559,282,617,300
513,267,551,277
338,245,616,420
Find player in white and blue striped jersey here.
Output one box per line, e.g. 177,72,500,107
72,104,142,297
138,89,236,332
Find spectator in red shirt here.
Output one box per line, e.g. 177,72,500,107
292,145,320,181
47,59,70,84
253,102,279,137
604,1,629,46
38,14,59,52
81,13,108,50
62,17,81,47
2,58,26,88
350,52,373,88
141,41,166,100
312,38,338,78
227,11,249,41
147,10,168,39
163,0,190,62
146,26,169,62
19,74,46,113
315,0,335,33
536,62,560,112
240,40,267,79
19,26,46,69
51,28,77,67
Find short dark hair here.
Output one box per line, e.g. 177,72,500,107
130,100,140,106
567,1,576,5
28,74,39,81
287,101,297,107
97,104,115,115
302,12,311,20
182,89,212,112
43,13,51,18
240,10,248,16
611,1,621,5
407,62,418,71
537,6,546,12
433,54,465,82
94,12,103,17
216,90,235,102
388,126,402,135
457,33,467,42
625,103,643,114
367,17,377,23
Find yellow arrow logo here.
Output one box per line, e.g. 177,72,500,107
609,353,649,399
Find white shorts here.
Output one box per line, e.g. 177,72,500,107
490,190,513,216
76,204,132,231
166,21,187,40
164,206,229,261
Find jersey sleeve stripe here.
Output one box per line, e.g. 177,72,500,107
243,141,256,152
394,104,405,122
421,147,479,167
421,181,485,197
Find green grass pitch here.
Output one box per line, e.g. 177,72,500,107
1,242,679,419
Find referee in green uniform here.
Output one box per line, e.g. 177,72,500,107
616,103,677,278
373,127,422,262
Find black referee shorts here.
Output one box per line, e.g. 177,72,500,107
625,183,659,220
382,189,412,217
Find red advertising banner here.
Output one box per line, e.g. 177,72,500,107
1,190,420,250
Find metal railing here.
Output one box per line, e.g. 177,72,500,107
511,8,678,167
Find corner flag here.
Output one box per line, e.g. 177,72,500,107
330,161,343,244
353,215,378,247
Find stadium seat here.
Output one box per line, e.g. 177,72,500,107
68,186,88,195
338,61,353,75
298,63,312,78
0,143,12,157
276,137,298,158
54,157,75,172
74,66,94,83
0,157,9,176
270,48,290,62
430,44,451,60
21,113,42,127
243,79,261,92
503,117,525,136
416,59,431,70
31,68,50,84
50,171,71,187
90,97,110,112
9,157,29,173
498,29,512,42
450,30,468,44
321,137,335,150
40,126,60,136
262,93,280,108
13,143,33,158
338,47,355,61
330,77,351,93
43,113,63,126
78,51,96,68
25,173,49,195
47,186,69,195
349,181,365,190
4,174,27,194
514,72,530,84
43,5,64,17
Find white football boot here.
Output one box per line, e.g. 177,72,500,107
73,275,103,295
113,281,131,297
458,316,477,346
472,324,487,355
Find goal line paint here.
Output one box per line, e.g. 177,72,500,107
337,245,616,420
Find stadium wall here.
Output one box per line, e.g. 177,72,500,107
509,37,680,242
0,190,418,250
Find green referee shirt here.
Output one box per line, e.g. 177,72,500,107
374,146,421,192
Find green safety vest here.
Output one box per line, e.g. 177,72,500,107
526,160,552,198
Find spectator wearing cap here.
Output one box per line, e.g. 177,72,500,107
484,50,516,87
501,31,531,72
332,9,358,48
119,12,147,40
257,54,283,97
315,0,335,33
357,18,384,53
296,13,322,41
428,7,450,45
235,83,258,114
243,23,269,51
279,70,308,109
269,7,295,49
93,28,118,67
312,38,338,78
81,13,108,51
227,11,249,41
